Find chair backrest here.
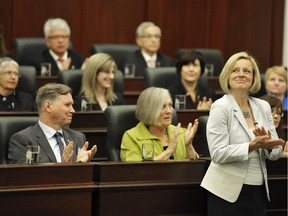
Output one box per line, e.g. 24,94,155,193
14,38,47,65
0,116,39,164
57,69,124,97
197,115,210,157
144,67,180,89
176,48,224,77
104,105,178,161
90,44,139,70
17,65,37,97
14,37,73,65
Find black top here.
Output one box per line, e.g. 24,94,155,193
0,91,37,112
168,80,216,109
124,49,174,77
29,49,84,76
73,92,125,111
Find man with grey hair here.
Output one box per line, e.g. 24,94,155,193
30,18,85,76
0,57,36,111
126,21,174,76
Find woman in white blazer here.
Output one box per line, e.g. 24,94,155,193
201,52,284,216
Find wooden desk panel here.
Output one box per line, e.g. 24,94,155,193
0,163,96,216
0,159,286,216
123,77,145,91
36,76,58,90
93,160,207,216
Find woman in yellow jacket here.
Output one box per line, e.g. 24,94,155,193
120,87,199,161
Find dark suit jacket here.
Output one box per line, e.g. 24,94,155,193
168,80,216,109
73,92,125,111
0,90,37,112
125,49,174,77
8,123,86,164
30,49,84,76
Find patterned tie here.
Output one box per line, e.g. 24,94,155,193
54,132,64,156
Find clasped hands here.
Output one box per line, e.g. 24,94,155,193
162,119,198,155
250,126,285,151
61,141,97,163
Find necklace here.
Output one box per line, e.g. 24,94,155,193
242,111,250,118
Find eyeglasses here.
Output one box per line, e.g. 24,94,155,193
140,34,161,39
271,110,284,117
48,35,70,40
0,71,21,77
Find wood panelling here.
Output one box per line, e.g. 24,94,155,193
0,0,284,73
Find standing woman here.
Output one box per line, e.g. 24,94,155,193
73,53,124,111
201,52,284,216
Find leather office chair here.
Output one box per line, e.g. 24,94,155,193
104,105,178,161
14,38,47,65
17,65,37,97
176,48,224,77
0,116,38,164
90,44,139,71
197,115,210,157
57,69,124,97
144,67,180,89
14,37,73,65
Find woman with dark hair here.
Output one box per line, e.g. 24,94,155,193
168,50,216,110
260,94,288,156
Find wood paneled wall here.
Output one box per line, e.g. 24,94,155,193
0,0,284,73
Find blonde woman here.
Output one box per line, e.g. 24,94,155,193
265,66,287,109
74,53,124,111
201,52,284,216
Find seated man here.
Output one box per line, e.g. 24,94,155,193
8,83,97,163
30,18,85,76
125,21,174,77
0,57,36,111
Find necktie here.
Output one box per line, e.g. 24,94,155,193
58,57,64,63
54,132,64,156
147,59,156,68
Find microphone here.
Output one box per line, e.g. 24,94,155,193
254,122,258,127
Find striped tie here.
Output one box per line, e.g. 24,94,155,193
54,132,64,156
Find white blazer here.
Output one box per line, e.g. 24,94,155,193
201,94,283,203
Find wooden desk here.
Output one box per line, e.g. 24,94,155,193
1,158,285,216
93,160,207,216
36,76,58,90
0,163,96,216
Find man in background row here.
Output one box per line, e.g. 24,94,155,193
30,18,85,76
126,21,174,76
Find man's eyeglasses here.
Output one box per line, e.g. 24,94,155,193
48,35,70,40
140,34,161,39
0,71,21,77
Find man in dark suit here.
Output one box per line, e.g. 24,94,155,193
125,22,174,77
0,57,36,111
30,18,85,76
8,83,97,163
